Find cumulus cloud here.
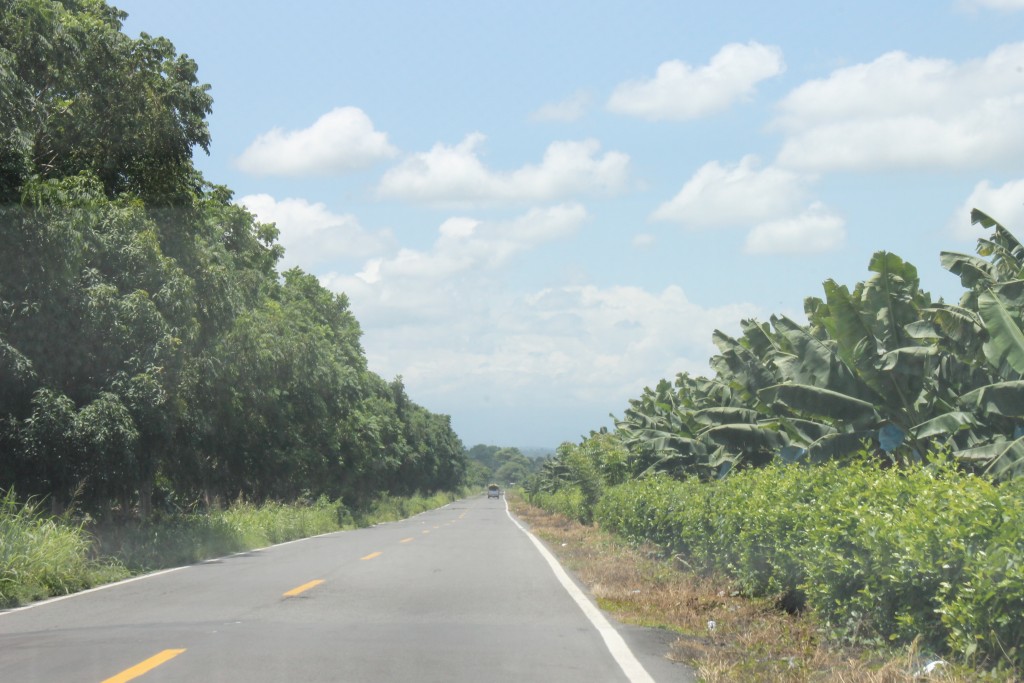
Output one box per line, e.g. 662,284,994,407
323,203,587,303
959,0,1024,9
744,202,846,254
775,43,1024,170
377,134,629,206
236,107,398,176
531,91,592,122
607,42,785,121
334,280,760,421
238,194,394,271
652,156,811,227
948,178,1024,240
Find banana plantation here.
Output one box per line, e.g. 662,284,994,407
603,209,1024,482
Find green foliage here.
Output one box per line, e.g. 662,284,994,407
609,211,1024,481
592,458,1024,671
0,0,466,515
525,433,629,523
464,444,542,488
102,496,346,570
0,490,129,607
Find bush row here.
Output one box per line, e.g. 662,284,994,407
589,458,1024,671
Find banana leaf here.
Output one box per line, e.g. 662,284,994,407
921,304,985,350
760,383,879,425
979,282,1024,377
961,381,1024,417
776,416,836,444
955,436,1024,480
910,411,977,439
807,431,873,462
771,314,841,388
692,406,760,426
939,251,995,289
699,423,787,452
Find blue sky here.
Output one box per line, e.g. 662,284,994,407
117,1,1024,449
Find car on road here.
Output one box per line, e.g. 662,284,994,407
487,484,501,499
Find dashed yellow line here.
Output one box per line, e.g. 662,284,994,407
421,530,430,534
283,579,324,597
361,551,383,560
102,649,186,683
399,537,414,543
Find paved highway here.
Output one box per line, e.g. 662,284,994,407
0,495,693,682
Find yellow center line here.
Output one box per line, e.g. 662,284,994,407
102,649,186,683
421,530,430,534
283,579,324,597
361,551,383,560
399,537,414,543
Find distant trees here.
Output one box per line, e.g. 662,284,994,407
0,0,465,517
464,445,541,488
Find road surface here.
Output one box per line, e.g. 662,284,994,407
0,495,693,682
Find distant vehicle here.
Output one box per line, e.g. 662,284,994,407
487,484,501,499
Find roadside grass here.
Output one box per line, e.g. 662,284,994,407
350,489,468,527
508,493,997,683
1,488,467,608
0,490,129,608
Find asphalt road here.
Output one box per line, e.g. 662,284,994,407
0,495,694,682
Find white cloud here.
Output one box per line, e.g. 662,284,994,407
236,107,398,176
775,43,1024,170
632,233,656,248
744,202,846,254
607,42,785,121
323,203,587,305
959,0,1024,10
652,156,810,227
949,178,1024,240
377,134,629,206
238,194,394,271
335,279,760,419
313,202,760,437
531,91,592,122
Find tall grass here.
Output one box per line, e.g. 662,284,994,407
100,496,347,571
1,488,466,608
0,490,128,607
350,489,467,527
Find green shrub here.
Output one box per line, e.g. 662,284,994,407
938,477,1024,670
590,458,1024,671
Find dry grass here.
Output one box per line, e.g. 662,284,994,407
509,494,999,683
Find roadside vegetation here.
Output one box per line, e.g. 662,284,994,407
525,210,1024,679
0,0,466,525
1,489,467,608
512,493,997,682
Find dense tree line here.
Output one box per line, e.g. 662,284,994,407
0,0,465,517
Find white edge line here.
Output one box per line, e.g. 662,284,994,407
504,497,655,683
0,565,188,615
